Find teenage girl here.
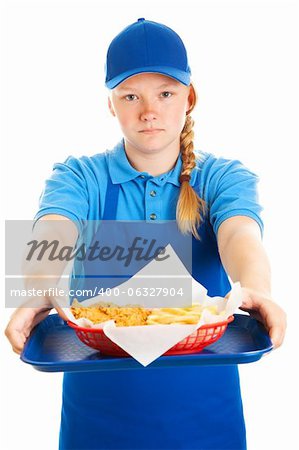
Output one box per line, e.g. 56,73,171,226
5,18,286,450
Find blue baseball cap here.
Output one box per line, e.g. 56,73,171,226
105,18,192,89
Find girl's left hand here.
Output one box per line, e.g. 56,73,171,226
238,287,287,349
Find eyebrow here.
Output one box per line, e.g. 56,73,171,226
117,81,179,92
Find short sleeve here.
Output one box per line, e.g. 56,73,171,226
205,157,264,238
34,156,89,232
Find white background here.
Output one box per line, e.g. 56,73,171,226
1,0,298,449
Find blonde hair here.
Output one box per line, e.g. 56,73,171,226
177,83,206,240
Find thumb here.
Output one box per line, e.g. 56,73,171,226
50,297,69,322
225,290,231,299
55,305,69,322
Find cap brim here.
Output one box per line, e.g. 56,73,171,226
105,66,191,89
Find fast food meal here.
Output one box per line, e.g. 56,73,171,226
70,299,220,327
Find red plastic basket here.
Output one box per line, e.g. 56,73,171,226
67,315,234,357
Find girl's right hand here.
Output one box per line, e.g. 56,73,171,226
5,307,52,355
4,302,69,355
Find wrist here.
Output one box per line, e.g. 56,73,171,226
238,274,271,298
19,296,53,314
242,285,271,298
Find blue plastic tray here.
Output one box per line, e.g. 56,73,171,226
21,313,273,372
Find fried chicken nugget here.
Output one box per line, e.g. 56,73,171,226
70,299,152,326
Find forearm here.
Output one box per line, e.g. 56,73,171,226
219,231,272,296
22,278,56,312
21,215,78,311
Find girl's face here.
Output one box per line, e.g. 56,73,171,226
108,73,193,155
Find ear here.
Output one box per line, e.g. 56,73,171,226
186,85,196,115
108,96,116,117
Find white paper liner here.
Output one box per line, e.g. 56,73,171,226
62,245,244,366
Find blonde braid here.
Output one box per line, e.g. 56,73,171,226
176,114,206,240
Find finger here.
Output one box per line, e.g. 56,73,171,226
6,330,26,354
239,307,263,323
269,324,286,349
239,308,282,347
262,304,287,349
12,346,22,355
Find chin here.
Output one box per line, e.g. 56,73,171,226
139,143,168,154
143,136,175,151
125,132,178,154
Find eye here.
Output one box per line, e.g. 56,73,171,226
124,94,138,101
161,91,172,98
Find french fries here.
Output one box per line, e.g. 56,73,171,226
146,305,219,325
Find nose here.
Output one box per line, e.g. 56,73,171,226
140,99,158,122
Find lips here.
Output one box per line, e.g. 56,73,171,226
139,129,163,134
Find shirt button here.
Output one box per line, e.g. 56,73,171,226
150,190,156,197
150,213,157,220
140,175,145,179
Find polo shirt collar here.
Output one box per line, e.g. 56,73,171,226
107,139,140,184
107,138,197,187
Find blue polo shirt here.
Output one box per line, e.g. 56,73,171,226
35,138,263,237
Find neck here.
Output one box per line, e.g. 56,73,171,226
124,138,181,176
